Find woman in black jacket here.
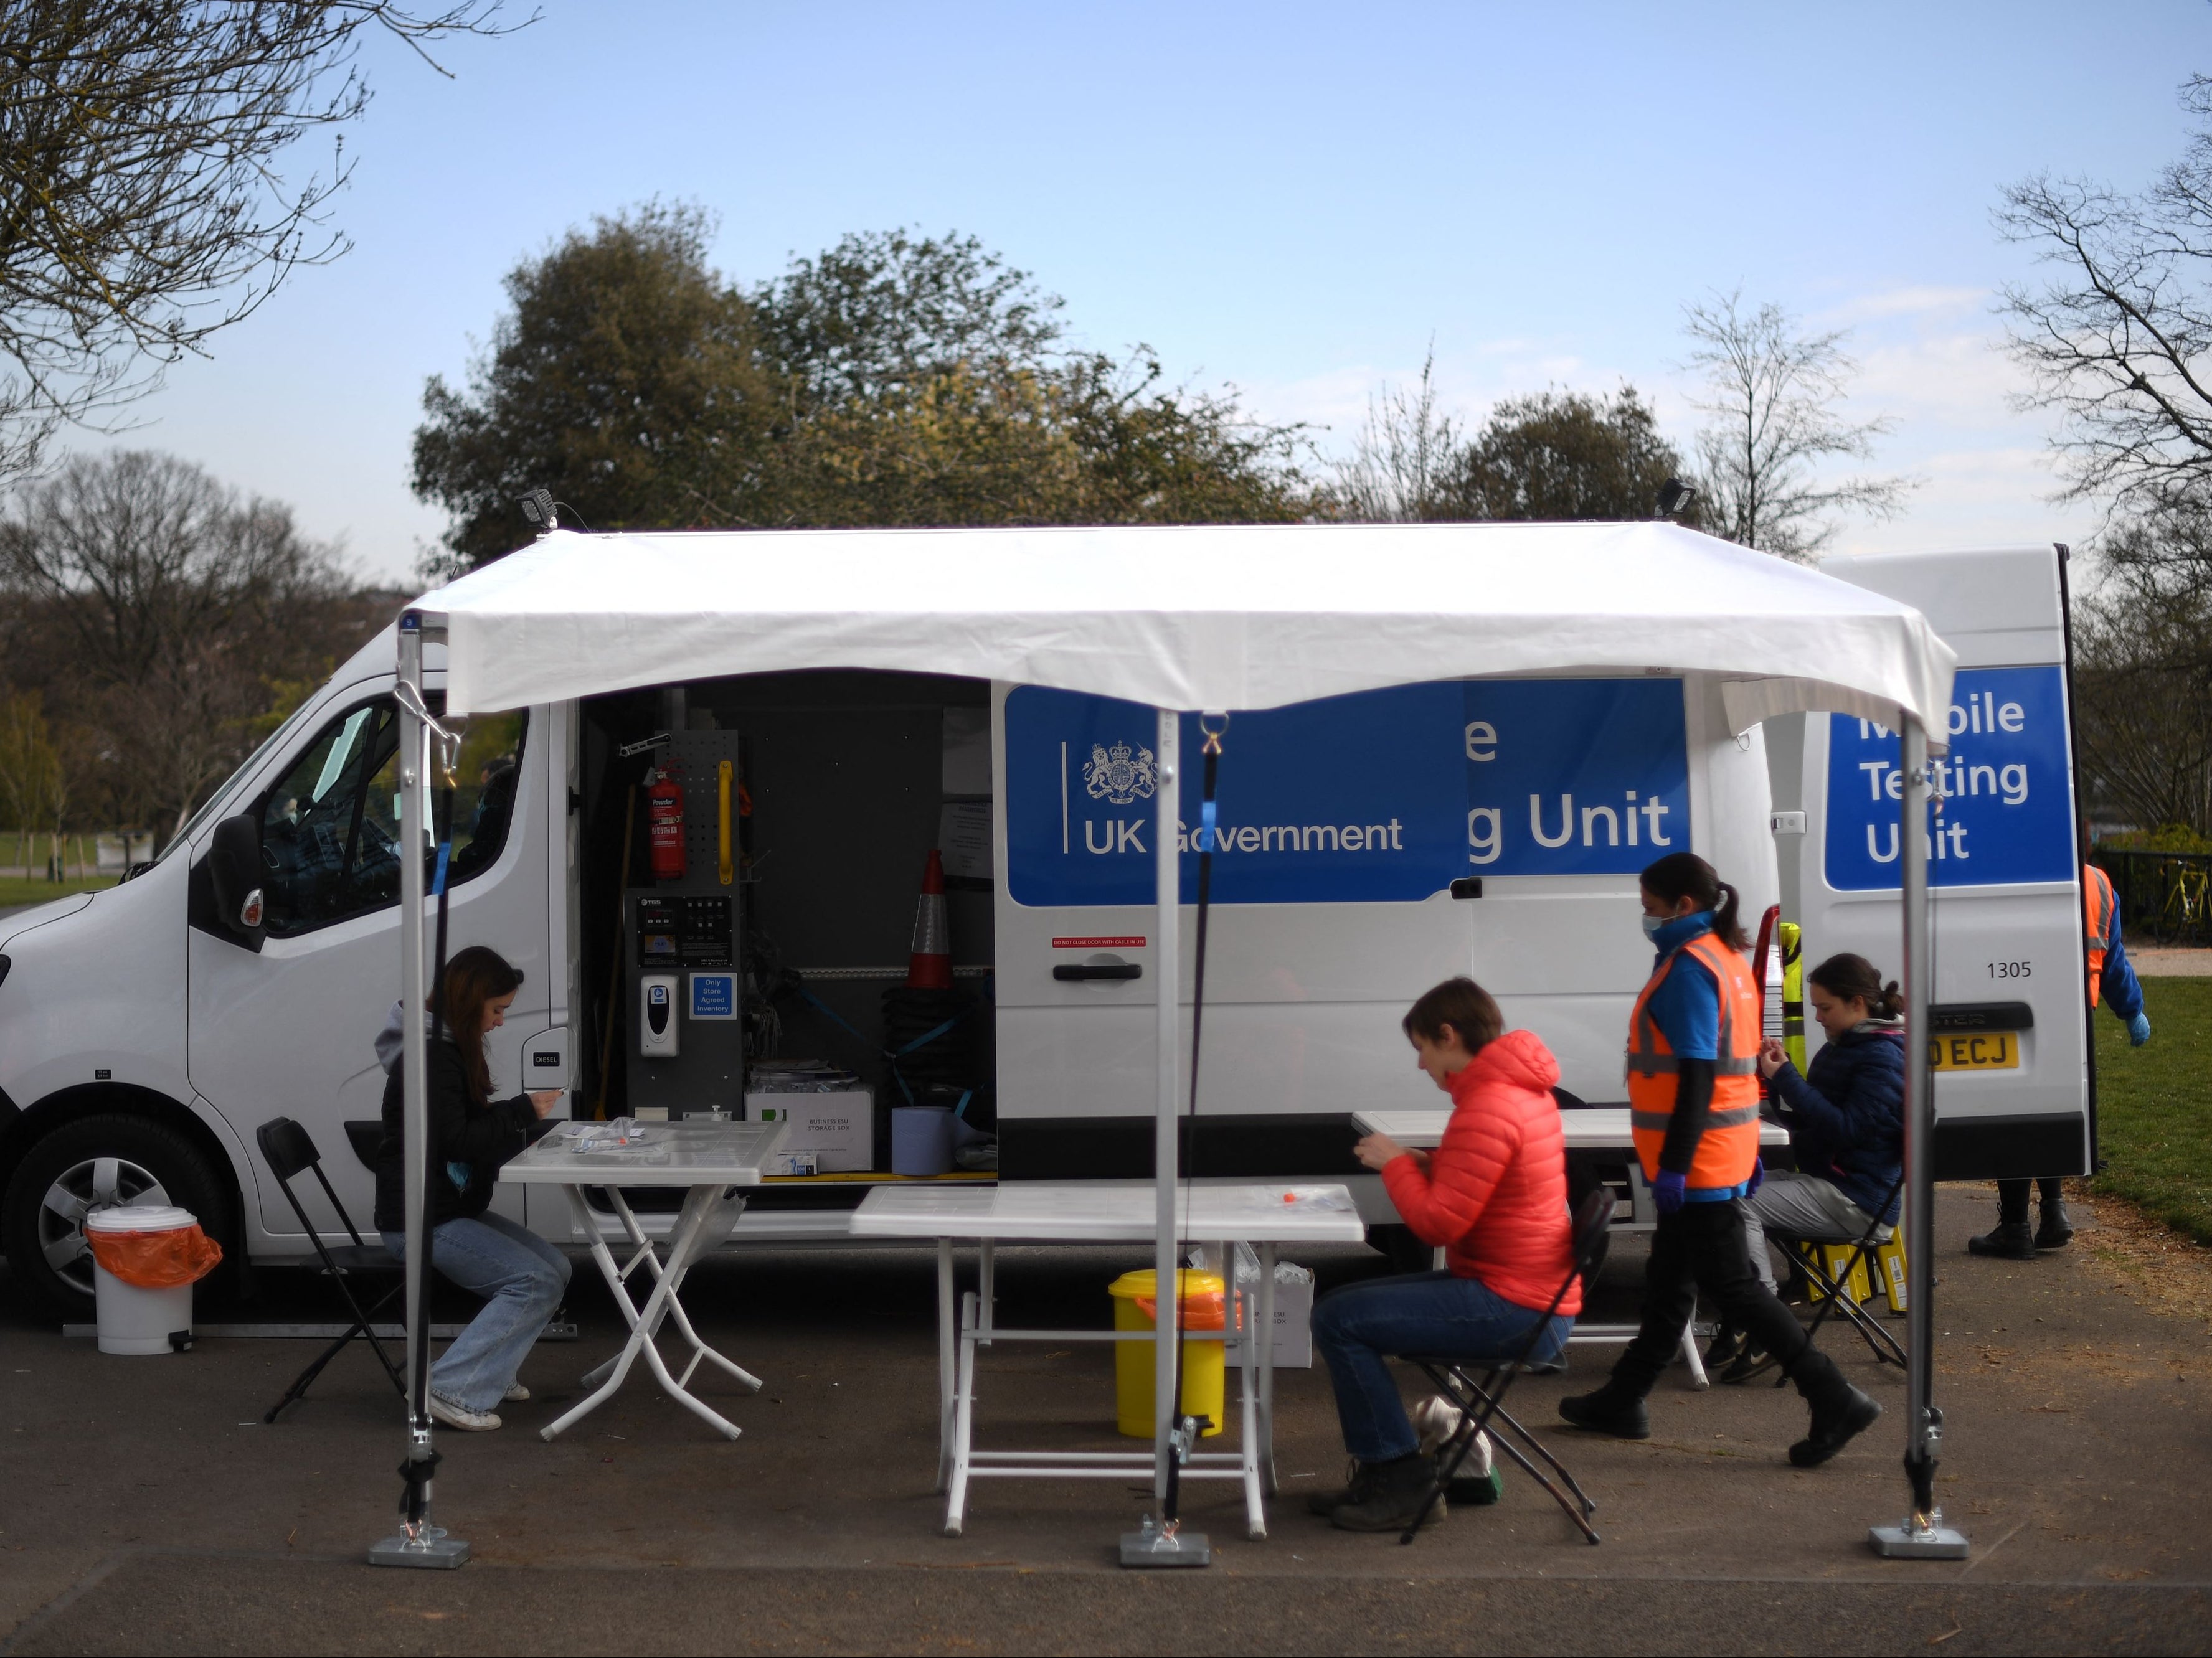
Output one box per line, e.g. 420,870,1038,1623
1706,952,1905,1382
376,945,568,1431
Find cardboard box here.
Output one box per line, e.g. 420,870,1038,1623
744,1087,873,1174
1267,1265,1315,1369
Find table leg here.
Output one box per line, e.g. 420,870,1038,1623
978,1239,995,1347
945,1289,980,1537
936,1237,955,1494
545,1185,744,1441
1256,1240,1279,1498
1227,1239,1265,1540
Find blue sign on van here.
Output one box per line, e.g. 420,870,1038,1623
1823,665,2075,892
1004,679,1690,906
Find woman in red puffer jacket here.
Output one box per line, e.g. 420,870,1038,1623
1308,976,1579,1533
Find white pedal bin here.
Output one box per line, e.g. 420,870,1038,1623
86,1205,199,1355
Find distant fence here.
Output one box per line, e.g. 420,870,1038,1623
2092,850,2212,949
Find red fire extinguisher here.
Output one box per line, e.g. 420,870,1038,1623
647,765,686,880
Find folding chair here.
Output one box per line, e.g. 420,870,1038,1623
1397,1179,1617,1546
1774,1172,1908,1375
255,1116,406,1423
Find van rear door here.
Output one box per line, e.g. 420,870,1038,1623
1802,545,2088,1178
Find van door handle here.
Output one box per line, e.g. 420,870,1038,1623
1054,963,1142,981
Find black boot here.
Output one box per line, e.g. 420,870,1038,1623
2035,1200,2074,1251
1559,1378,1652,1441
1306,1458,1376,1516
1329,1452,1444,1532
1785,1348,1882,1467
1967,1221,2036,1259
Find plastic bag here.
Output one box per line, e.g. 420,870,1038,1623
86,1225,223,1289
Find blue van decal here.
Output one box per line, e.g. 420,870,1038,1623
1005,679,1690,906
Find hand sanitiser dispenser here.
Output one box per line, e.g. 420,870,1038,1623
640,974,680,1058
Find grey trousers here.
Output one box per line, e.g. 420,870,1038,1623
1741,1170,1889,1292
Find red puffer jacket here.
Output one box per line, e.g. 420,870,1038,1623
1381,1028,1581,1316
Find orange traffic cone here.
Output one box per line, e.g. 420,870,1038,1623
907,849,953,989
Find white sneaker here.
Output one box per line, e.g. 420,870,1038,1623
503,1382,531,1403
428,1393,501,1432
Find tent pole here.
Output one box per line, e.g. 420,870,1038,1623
371,613,467,1568
1151,708,1183,1499
1871,710,1967,1558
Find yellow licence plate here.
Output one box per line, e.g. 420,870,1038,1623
1929,1031,2020,1072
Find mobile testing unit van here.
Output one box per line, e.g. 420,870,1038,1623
0,527,2089,1316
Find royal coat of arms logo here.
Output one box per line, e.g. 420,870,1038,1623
1083,740,1158,806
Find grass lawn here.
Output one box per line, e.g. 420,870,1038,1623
2091,974,2212,1246
0,874,116,906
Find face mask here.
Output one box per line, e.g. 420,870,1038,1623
1641,914,1665,940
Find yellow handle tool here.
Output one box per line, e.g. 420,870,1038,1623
717,760,734,887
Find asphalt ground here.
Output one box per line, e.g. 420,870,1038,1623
2,1186,2207,1656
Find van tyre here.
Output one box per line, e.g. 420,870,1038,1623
2,1113,235,1321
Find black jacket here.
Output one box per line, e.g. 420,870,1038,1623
1768,1025,1906,1225
373,1038,537,1232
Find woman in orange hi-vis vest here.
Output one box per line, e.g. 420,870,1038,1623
1557,853,1883,1467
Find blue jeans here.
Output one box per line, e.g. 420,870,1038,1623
382,1210,572,1415
1311,1271,1572,1462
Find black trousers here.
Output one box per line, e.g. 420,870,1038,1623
1615,1199,1812,1395
1996,1177,2066,1223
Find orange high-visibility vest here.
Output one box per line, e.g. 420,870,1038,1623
1627,931,1763,1190
2084,863,2117,1010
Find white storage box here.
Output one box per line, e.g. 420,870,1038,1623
744,1087,874,1174
1190,1244,1315,1369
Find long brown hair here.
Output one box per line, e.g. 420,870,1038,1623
1808,953,1904,1020
1638,852,1751,951
438,945,523,1105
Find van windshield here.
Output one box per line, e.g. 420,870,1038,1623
153,694,328,866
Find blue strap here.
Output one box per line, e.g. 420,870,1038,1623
431,839,451,899
1199,795,1218,853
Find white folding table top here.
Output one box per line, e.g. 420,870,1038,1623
1351,1106,1790,1151
498,1120,788,1187
851,1182,1369,1244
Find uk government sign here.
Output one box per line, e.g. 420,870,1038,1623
1004,679,1691,906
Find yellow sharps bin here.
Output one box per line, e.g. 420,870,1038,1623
1107,1269,1229,1438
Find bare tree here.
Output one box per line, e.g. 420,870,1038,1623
0,1,526,484
1682,290,1914,562
1330,349,1462,522
0,451,362,838
1998,75,2212,583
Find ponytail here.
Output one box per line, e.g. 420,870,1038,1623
1638,851,1751,951
1807,953,1902,1020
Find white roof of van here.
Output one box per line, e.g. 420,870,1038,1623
416,522,1957,733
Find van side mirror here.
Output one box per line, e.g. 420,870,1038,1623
207,814,267,941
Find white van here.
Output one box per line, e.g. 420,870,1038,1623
0,539,2089,1314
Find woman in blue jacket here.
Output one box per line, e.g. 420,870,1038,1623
1707,953,1904,1383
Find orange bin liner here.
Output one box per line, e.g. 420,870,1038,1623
87,1226,224,1289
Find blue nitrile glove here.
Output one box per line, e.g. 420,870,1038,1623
1652,1170,1687,1216
2129,1012,2152,1047
1746,1157,1765,1198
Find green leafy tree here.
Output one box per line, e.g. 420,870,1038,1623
413,217,1310,563
1439,386,1691,522
412,204,778,572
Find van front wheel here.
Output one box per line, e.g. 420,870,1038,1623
2,1114,234,1321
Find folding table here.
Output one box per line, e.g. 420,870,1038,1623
1351,1105,1792,1388
498,1119,787,1442
849,1182,1369,1539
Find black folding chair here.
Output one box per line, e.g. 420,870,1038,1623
255,1116,405,1423
1397,1178,1617,1546
1775,1172,1909,1373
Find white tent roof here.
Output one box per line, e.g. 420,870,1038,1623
419,522,1957,731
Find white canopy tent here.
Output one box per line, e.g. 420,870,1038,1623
384,521,1964,1561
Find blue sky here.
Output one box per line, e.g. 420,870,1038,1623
78,1,2212,583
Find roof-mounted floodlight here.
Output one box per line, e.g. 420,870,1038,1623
1655,478,1696,520
518,488,558,534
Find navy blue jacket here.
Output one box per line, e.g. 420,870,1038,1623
1768,1025,1906,1225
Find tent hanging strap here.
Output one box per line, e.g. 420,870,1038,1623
1163,713,1226,1529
